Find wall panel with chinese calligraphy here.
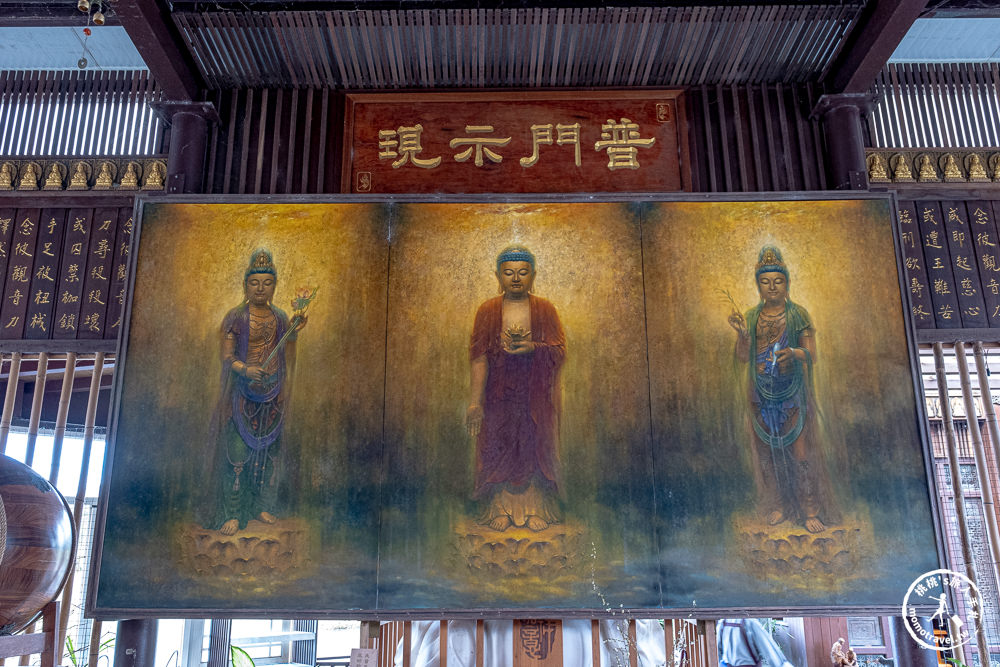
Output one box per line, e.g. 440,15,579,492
341,91,689,194
0,203,133,341
898,199,1000,331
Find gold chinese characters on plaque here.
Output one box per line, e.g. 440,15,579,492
342,91,689,194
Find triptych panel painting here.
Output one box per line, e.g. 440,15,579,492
89,196,939,617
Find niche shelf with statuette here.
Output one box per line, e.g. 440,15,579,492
0,157,168,192
865,148,1000,188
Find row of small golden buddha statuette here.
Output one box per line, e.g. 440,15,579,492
866,149,1000,185
0,158,167,192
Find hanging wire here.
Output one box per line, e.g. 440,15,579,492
76,0,96,69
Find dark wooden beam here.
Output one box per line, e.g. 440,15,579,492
115,0,201,101
823,0,930,94
0,339,117,353
168,0,850,9
915,328,1000,345
0,3,122,26
924,0,1000,18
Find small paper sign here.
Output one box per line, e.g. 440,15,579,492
349,648,377,667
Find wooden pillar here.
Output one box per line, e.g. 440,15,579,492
801,617,849,667
112,620,157,667
292,620,317,666
439,621,447,667
955,342,1000,586
40,601,60,667
700,620,718,666
0,352,22,455
811,93,875,190
150,101,219,194
87,621,104,667
206,619,231,667
933,342,994,664
402,622,411,667
889,616,937,667
0,602,60,667
360,621,380,649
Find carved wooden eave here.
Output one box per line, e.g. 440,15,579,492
0,158,168,192
866,149,1000,187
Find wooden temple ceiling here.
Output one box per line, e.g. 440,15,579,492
169,4,867,89
0,0,939,96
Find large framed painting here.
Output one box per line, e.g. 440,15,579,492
89,194,940,617
91,202,389,615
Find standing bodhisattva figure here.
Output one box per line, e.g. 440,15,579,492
212,249,307,536
728,245,839,534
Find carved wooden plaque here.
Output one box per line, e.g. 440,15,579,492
0,205,131,342
342,91,689,193
512,620,563,667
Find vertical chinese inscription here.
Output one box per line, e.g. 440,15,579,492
25,209,67,339
105,208,133,339
0,208,40,339
968,200,1000,327
0,208,17,323
898,202,934,328
917,201,961,328
53,209,93,339
942,200,988,327
77,208,119,339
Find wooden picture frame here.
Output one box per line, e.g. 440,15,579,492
88,192,941,619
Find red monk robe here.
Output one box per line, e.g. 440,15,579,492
469,294,566,527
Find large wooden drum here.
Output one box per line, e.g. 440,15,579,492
0,455,76,635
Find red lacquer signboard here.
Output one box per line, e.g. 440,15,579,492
342,91,689,194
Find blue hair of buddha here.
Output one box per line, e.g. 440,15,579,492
496,244,536,272
245,248,277,279
755,245,789,281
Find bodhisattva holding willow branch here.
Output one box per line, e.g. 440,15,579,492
209,248,316,536
727,246,840,534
